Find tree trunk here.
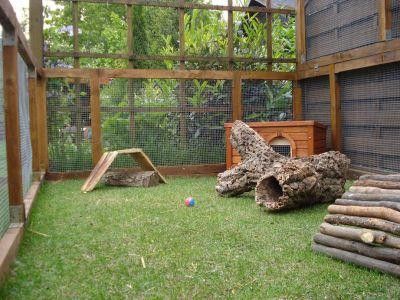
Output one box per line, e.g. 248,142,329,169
320,222,400,249
324,214,400,236
216,121,350,211
328,205,400,224
314,233,400,264
103,171,160,187
312,243,400,278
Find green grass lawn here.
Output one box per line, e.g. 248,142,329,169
1,177,400,299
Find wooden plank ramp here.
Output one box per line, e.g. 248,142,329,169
81,148,166,193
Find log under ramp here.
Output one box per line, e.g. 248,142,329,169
313,174,400,278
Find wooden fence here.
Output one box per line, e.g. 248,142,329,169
43,68,297,179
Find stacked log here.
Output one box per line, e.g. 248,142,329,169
312,174,400,277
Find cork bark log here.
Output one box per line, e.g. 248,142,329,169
216,121,350,211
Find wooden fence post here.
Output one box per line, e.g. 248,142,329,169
232,72,242,121
329,64,341,151
296,0,306,64
37,76,49,171
29,0,43,66
2,29,24,223
293,81,303,121
90,71,103,164
28,71,40,173
378,0,392,41
266,0,273,71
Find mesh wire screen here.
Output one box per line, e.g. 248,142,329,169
101,78,232,167
0,29,9,237
340,63,400,173
301,76,331,149
18,54,33,196
47,78,92,172
241,80,293,122
305,0,379,60
392,0,400,39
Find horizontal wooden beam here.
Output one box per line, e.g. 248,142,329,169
298,39,400,73
60,0,295,14
296,65,330,80
334,48,400,74
44,68,296,81
45,164,227,180
44,51,297,64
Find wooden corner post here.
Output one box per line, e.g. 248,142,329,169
2,29,24,223
90,71,103,164
329,65,341,151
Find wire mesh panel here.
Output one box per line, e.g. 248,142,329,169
241,80,293,122
101,78,232,167
47,78,92,172
0,28,9,237
340,63,400,173
393,0,400,39
18,54,33,196
305,0,379,60
301,76,332,149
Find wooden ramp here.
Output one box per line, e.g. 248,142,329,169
81,148,167,192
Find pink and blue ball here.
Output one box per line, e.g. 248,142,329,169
185,197,195,207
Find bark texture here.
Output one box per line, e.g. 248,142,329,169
103,171,160,187
215,120,350,211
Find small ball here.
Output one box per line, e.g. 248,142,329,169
185,197,195,207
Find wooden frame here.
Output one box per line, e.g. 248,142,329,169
41,0,296,69
44,67,296,177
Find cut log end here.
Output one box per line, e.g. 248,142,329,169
255,175,285,210
360,231,374,244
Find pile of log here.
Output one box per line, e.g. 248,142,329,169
312,174,400,277
216,120,350,211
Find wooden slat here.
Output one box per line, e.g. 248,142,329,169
44,51,297,64
329,64,341,151
59,0,296,14
36,77,48,171
44,68,296,80
90,72,102,164
3,30,23,207
28,75,40,172
81,151,119,192
48,163,226,180
266,0,273,71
